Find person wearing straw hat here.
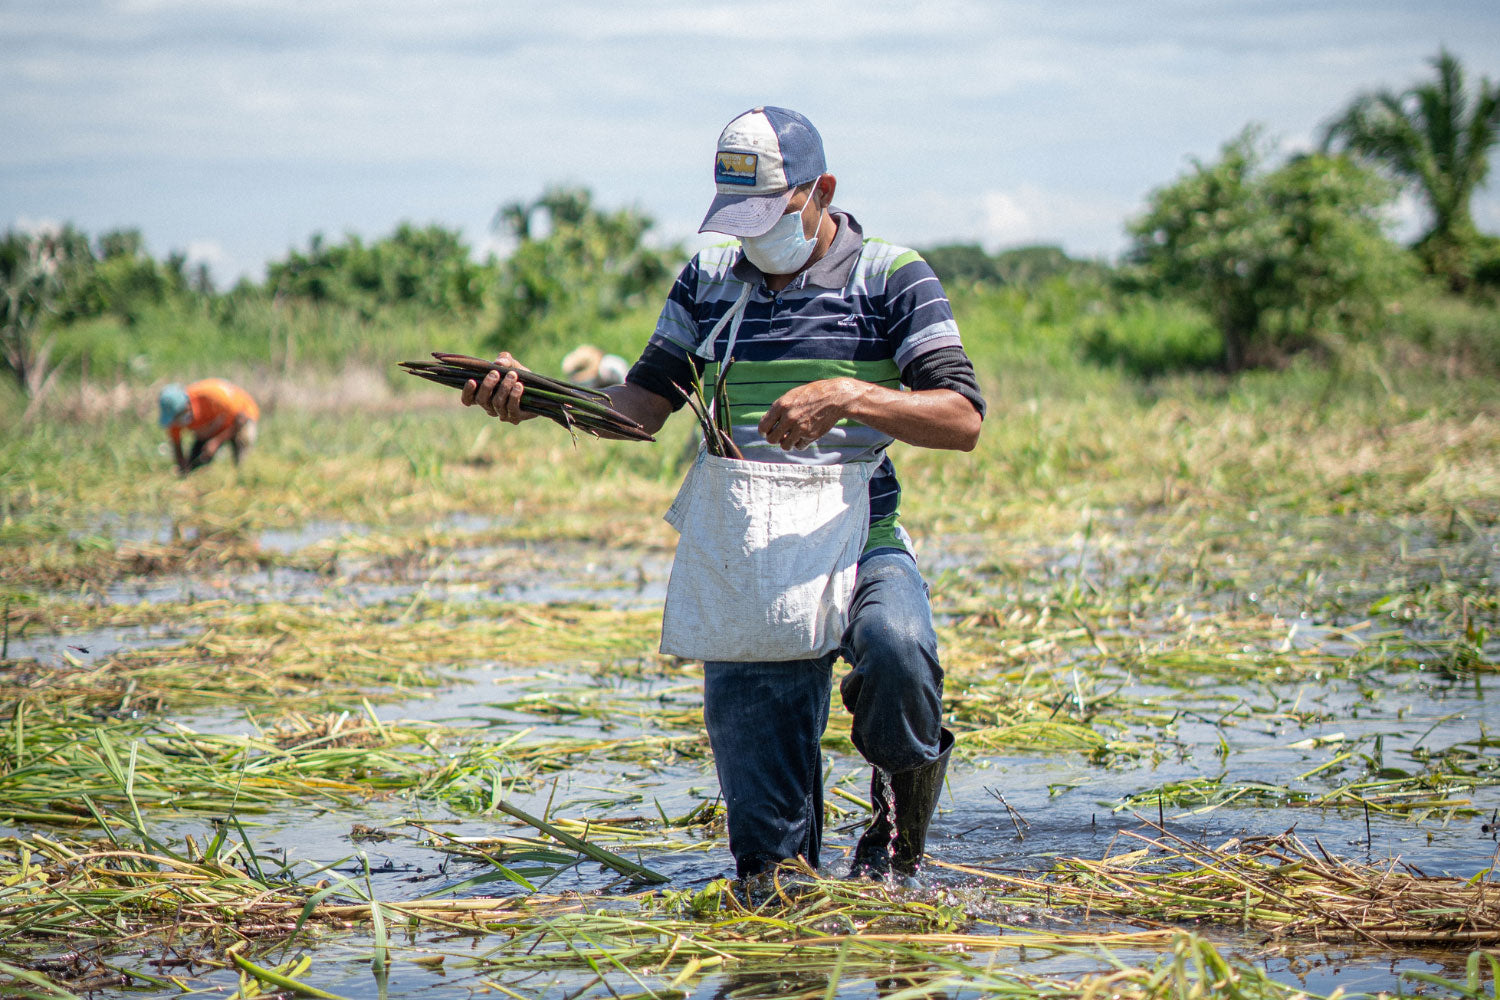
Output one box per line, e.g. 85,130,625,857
561,344,631,389
465,106,984,885
158,378,260,475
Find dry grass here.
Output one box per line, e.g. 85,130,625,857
7,826,1496,997
949,824,1500,948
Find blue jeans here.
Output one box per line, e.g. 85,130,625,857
702,549,945,878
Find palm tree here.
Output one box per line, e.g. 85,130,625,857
1,230,65,398
1323,49,1500,289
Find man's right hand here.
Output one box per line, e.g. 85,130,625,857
460,352,536,424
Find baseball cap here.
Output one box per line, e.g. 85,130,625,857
158,384,190,427
699,106,827,237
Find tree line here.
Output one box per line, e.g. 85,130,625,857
3,48,1497,393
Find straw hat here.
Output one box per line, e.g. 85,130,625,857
561,344,605,384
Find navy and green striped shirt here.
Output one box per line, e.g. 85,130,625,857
629,209,978,554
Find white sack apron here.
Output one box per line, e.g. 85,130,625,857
660,450,874,662
658,279,873,662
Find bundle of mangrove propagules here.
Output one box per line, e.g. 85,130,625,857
400,353,654,441
672,356,743,459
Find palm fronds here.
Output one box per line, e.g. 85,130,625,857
671,356,743,459
400,353,654,442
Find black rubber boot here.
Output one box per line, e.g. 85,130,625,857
848,728,954,881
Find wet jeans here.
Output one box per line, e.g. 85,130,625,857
702,549,945,878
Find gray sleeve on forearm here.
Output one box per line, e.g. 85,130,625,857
626,341,702,412
900,346,986,419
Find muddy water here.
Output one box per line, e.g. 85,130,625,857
60,520,671,609
4,623,184,668
136,664,1495,999
13,511,1499,999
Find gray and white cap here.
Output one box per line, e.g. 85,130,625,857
698,106,827,238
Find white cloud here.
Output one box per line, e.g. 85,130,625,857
1475,197,1500,234
983,186,1117,253
1383,190,1428,244
12,215,65,238
183,238,228,270
879,185,1133,260
3,0,1498,281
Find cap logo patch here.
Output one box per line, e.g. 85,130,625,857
715,151,758,187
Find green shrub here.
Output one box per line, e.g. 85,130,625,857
1125,129,1413,371
921,244,1003,288
1470,235,1500,293
1080,298,1221,377
489,188,681,355
922,243,1111,291
266,223,494,316
1383,286,1500,376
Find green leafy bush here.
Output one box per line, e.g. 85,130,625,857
922,243,1109,290
1125,129,1414,371
55,228,198,326
1383,286,1500,376
489,188,681,355
266,223,493,316
1080,298,1221,377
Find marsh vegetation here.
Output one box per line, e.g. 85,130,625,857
3,50,1500,999
3,268,1498,997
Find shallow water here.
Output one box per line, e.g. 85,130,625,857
93,647,1496,999
8,509,1499,999
62,532,673,611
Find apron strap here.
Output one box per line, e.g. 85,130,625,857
694,281,753,423
695,282,752,362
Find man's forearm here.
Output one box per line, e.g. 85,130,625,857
203,424,236,455
841,382,982,452
599,382,674,438
757,378,981,453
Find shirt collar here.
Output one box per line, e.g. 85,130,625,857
730,207,863,290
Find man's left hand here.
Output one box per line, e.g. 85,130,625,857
758,378,867,451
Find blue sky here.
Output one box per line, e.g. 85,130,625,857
4,0,1498,285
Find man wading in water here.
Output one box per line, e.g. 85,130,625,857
464,106,984,884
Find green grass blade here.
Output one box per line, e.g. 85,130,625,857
0,959,83,999
493,799,668,884
228,951,352,1000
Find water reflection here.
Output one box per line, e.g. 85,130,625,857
710,970,832,1000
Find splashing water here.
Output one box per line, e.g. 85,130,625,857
876,765,899,874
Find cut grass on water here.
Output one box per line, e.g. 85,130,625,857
2,322,1498,998
4,828,1497,996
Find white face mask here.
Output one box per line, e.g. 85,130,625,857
740,190,823,274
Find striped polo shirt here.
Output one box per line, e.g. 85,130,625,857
639,209,965,554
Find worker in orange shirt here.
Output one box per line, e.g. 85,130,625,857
157,379,260,474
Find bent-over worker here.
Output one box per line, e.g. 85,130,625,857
158,379,260,475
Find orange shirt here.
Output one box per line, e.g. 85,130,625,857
168,379,259,442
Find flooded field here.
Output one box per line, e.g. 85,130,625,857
3,486,1497,1000
1,379,1498,1000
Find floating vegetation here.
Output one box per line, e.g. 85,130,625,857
0,601,666,718
0,705,718,832
0,515,325,591
5,827,1497,997
953,825,1500,948
1112,739,1500,822
3,361,1499,997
